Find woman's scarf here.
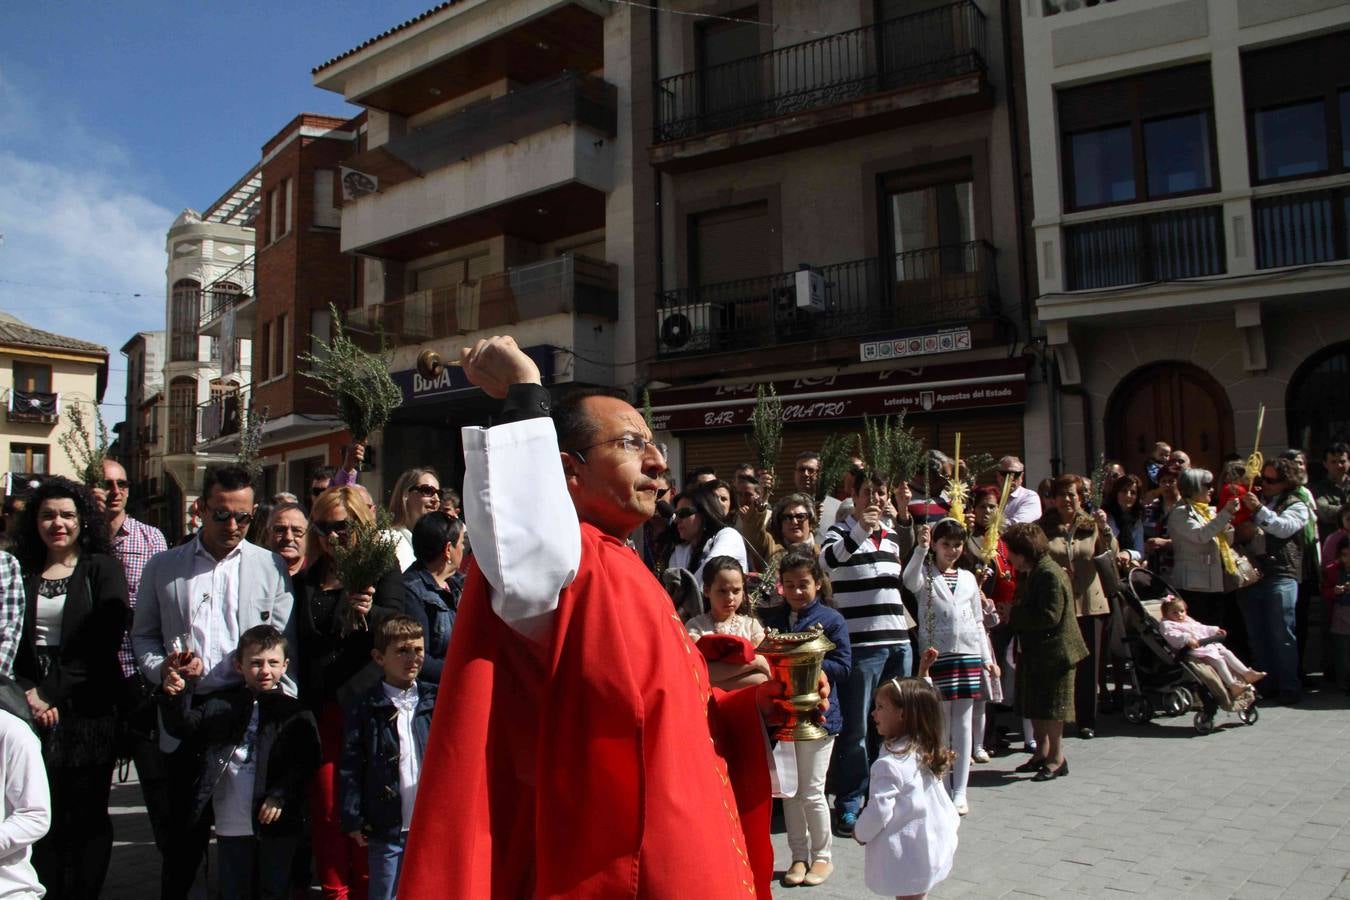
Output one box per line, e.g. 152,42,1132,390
1189,500,1238,576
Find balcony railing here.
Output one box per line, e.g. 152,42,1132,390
1042,0,1121,15
357,72,617,182
347,255,619,346
656,1,986,143
1063,205,1226,291
5,390,59,424
199,288,253,329
655,241,995,358
197,391,245,444
1254,188,1350,270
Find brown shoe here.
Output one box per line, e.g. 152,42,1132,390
802,860,833,886
782,861,808,887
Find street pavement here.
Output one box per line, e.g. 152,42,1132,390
102,692,1350,899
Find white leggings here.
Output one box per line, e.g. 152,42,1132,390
1198,647,1255,688
970,700,987,752
784,735,835,863
942,698,974,803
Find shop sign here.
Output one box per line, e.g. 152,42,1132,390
859,327,972,362
391,345,554,406
649,358,1025,432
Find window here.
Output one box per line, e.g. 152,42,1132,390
1243,32,1350,184
698,7,761,121
267,179,293,243
309,307,333,360
314,170,340,228
169,279,201,361
882,162,976,281
1058,63,1217,210
168,378,196,454
11,362,51,393
268,188,280,243
690,201,774,286
8,443,48,475
284,179,293,235
269,314,288,379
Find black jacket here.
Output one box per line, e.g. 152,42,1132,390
159,685,320,834
294,563,405,710
15,552,129,716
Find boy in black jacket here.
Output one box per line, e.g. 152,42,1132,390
339,614,436,900
161,625,319,900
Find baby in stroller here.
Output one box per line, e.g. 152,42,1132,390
1158,596,1265,700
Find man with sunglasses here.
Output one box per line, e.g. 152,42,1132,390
1240,457,1313,705
999,456,1042,526
130,463,296,899
402,336,815,900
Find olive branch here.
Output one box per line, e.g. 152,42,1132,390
300,304,403,443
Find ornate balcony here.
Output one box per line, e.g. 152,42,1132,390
655,241,996,358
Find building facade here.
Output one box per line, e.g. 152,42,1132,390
1024,0,1350,477
0,313,109,495
119,331,165,527
634,0,1044,483
312,0,634,502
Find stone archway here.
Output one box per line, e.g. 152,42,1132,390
1287,340,1350,467
1105,361,1235,479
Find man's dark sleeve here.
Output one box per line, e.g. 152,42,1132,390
499,383,551,424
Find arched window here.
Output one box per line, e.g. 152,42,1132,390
170,279,201,362
1287,342,1350,464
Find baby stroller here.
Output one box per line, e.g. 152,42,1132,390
1111,568,1259,734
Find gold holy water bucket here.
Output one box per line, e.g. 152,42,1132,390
759,624,835,742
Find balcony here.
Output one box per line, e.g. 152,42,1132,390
653,1,990,170
5,390,59,425
200,289,257,339
1062,205,1225,291
197,392,244,445
347,255,619,346
655,241,995,359
1254,187,1350,270
340,74,617,259
1041,0,1122,14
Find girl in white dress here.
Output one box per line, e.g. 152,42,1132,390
854,654,960,900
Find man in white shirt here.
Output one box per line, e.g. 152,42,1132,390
999,456,1042,527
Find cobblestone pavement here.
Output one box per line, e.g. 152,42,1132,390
771,691,1350,899
102,692,1350,899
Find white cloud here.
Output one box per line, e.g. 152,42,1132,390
0,66,173,424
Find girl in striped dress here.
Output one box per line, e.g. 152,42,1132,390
903,518,993,816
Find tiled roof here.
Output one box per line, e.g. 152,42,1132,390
0,313,107,356
312,2,464,74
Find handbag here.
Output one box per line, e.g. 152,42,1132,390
1223,550,1261,592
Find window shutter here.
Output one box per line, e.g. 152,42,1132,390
692,202,774,286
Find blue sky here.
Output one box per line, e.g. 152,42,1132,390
0,1,435,419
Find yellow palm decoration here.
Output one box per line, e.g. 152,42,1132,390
1243,405,1266,488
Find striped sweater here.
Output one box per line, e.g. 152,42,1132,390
819,517,916,647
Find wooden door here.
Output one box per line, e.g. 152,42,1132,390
1107,363,1234,479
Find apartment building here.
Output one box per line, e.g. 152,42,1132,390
119,331,165,526
195,114,361,499
635,0,1043,481
0,313,109,495
157,173,258,539
1025,0,1350,477
312,0,632,498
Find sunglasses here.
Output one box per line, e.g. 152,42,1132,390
1261,476,1280,484
207,508,254,525
1000,470,1024,477
781,512,811,524
310,487,326,498
101,479,129,491
656,488,670,499
313,520,350,536
408,485,441,497
674,508,698,519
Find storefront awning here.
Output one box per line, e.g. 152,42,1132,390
649,358,1027,431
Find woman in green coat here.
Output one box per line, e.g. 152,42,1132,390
1005,522,1088,782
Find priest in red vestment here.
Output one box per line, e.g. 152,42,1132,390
399,337,816,899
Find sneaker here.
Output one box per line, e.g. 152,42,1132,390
972,747,991,764
833,811,857,837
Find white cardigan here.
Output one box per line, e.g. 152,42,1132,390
1167,502,1235,594
903,551,990,661
854,746,960,895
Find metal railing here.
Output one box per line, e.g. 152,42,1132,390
347,255,619,346
1063,205,1226,290
1254,188,1350,270
369,72,617,177
199,287,253,329
200,253,256,328
655,240,995,357
197,391,245,444
656,1,986,142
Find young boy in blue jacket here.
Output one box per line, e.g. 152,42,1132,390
160,625,319,900
339,614,436,900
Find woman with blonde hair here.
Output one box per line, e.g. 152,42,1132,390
297,486,406,899
387,467,442,570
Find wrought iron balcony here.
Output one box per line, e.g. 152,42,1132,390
197,391,245,445
1254,187,1350,270
347,255,619,346
656,1,987,143
4,390,59,425
655,241,995,358
1062,205,1226,291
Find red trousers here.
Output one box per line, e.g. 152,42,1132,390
311,702,369,900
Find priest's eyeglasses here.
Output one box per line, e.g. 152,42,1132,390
567,434,668,464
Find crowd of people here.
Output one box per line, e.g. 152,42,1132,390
0,352,1343,898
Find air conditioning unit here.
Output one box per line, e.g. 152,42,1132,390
795,268,827,312
658,304,718,354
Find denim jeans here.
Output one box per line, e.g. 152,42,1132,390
829,641,912,817
1240,576,1300,698
368,832,407,900
216,834,299,900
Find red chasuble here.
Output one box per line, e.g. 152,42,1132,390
398,522,773,899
